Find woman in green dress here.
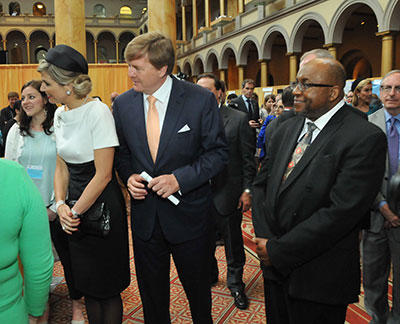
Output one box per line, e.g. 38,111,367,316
0,159,53,324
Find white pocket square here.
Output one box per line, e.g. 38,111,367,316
178,124,190,133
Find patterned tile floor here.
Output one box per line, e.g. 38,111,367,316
46,211,391,323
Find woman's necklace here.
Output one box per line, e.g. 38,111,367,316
65,95,90,111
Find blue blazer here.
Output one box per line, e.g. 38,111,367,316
113,77,228,244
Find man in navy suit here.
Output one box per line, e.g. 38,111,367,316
113,32,228,324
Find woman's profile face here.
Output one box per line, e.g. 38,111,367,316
359,83,372,105
21,86,46,118
40,71,68,104
265,97,275,109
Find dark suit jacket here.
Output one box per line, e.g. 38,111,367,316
113,77,228,244
212,105,256,215
230,96,260,122
252,104,387,305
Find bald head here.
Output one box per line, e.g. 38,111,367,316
294,58,346,120
299,49,334,69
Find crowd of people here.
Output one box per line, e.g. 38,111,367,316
0,33,398,324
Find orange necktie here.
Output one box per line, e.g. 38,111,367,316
146,95,160,162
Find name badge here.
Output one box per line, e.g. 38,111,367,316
27,165,44,180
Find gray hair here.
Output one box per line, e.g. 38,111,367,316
381,69,400,84
300,49,333,63
37,60,92,99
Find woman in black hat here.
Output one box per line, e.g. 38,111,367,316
38,45,130,324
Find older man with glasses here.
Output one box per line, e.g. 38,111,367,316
252,58,387,324
362,70,400,324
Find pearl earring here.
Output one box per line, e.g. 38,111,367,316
66,90,71,96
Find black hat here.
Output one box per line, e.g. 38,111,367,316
45,44,88,74
351,78,364,92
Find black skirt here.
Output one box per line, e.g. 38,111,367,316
56,161,130,298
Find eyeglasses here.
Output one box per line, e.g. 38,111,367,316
291,81,334,92
380,85,400,94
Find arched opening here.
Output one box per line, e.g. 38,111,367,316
86,31,95,63
29,30,49,63
264,32,289,86
206,53,219,76
183,62,192,82
97,31,116,63
94,4,106,17
119,32,135,63
297,20,325,57
6,30,26,63
336,4,380,78
221,48,238,90
120,6,132,17
193,58,204,77
9,2,20,16
33,2,46,16
240,41,260,86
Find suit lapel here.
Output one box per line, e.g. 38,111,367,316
269,116,304,203
278,106,346,195
220,105,230,129
129,90,154,166
155,78,185,164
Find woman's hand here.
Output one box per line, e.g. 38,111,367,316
57,204,80,235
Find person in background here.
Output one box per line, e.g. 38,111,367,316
0,91,19,157
38,44,130,324
260,94,275,121
362,69,400,324
0,159,53,324
219,80,227,107
230,79,262,131
5,80,58,323
227,93,238,104
2,99,21,145
352,79,372,114
197,73,256,310
345,91,354,105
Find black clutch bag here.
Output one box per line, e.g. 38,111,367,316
67,200,111,237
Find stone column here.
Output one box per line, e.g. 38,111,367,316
238,65,244,88
260,60,268,87
323,43,338,60
2,39,7,51
148,0,176,49
49,39,54,48
238,0,244,14
219,69,226,82
94,40,98,63
192,0,198,38
220,0,225,16
205,0,210,28
288,53,298,82
378,31,395,76
54,0,86,56
182,5,187,42
26,39,31,64
115,40,119,64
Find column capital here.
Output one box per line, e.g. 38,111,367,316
323,43,340,48
25,39,31,43
94,39,98,44
258,59,270,63
286,52,299,57
375,30,398,37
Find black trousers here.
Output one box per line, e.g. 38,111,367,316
264,278,348,324
210,203,246,292
132,216,213,324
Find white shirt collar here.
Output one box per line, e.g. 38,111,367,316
305,100,344,131
143,75,172,104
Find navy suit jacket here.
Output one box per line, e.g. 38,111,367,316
113,77,228,244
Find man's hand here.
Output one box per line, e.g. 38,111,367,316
249,120,259,128
253,237,271,266
238,191,251,212
380,203,400,227
148,174,180,198
127,174,148,200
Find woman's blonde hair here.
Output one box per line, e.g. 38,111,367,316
37,60,92,99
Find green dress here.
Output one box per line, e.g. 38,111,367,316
0,159,53,324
